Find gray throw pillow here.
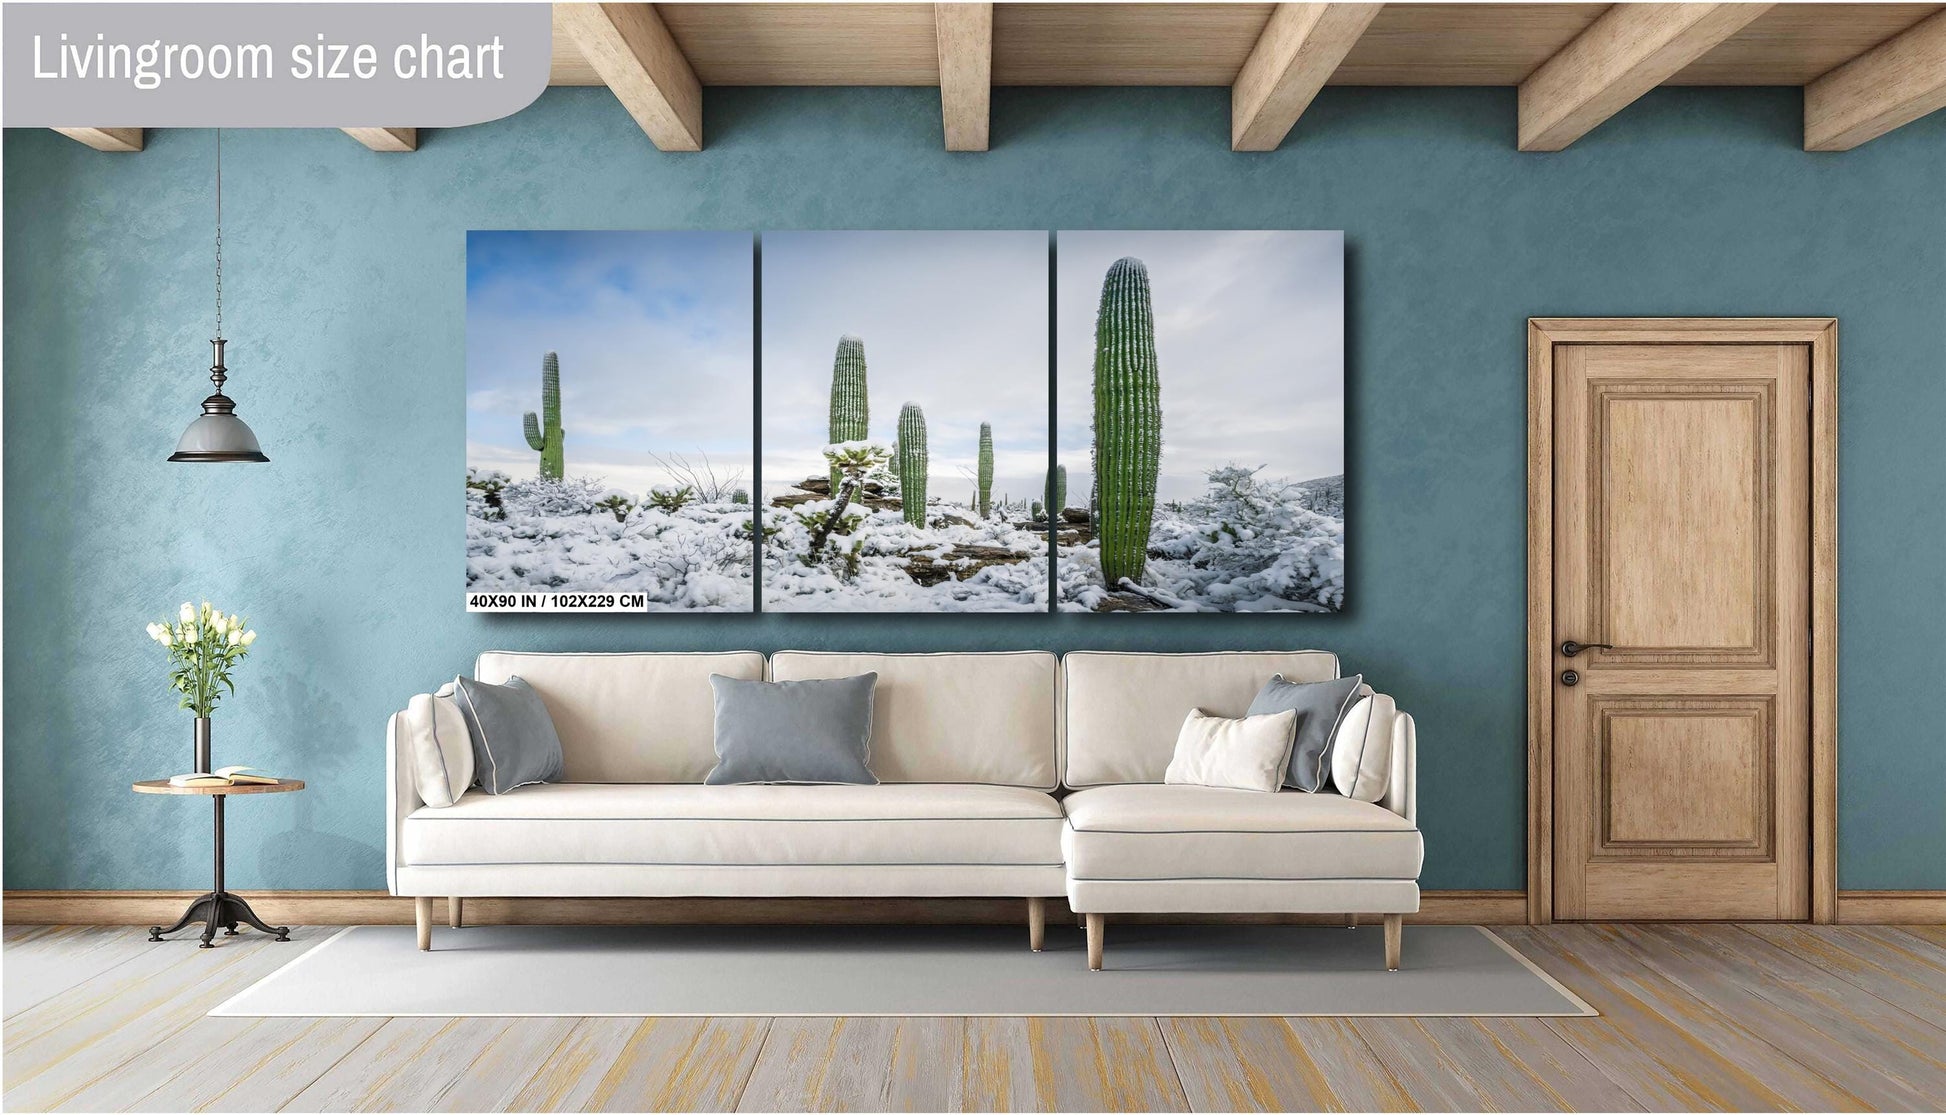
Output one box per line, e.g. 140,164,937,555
707,673,878,786
1247,673,1364,792
451,675,565,795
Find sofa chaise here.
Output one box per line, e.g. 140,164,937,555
388,650,1419,970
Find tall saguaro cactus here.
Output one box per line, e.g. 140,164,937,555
976,423,994,519
827,335,869,491
1048,464,1068,515
1091,257,1162,586
523,351,564,480
897,402,929,527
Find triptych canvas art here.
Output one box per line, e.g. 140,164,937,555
465,229,1344,615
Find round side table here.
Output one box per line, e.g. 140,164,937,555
132,778,305,948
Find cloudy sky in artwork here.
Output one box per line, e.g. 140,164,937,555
762,230,1048,507
1056,230,1343,503
466,230,753,496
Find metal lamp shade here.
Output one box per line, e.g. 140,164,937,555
170,339,267,462
169,409,267,463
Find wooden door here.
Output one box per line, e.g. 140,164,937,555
1551,340,1811,920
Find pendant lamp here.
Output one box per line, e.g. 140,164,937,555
170,130,267,463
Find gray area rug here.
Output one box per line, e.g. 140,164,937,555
214,922,1591,1017
213,922,1587,1019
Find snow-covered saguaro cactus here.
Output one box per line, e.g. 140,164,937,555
827,335,869,491
1048,464,1068,514
522,351,565,480
976,423,994,519
1091,257,1161,586
897,403,929,527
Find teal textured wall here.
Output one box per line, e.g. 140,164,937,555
5,87,1943,893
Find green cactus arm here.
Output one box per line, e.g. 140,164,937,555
523,412,545,450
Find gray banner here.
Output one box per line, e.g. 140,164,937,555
5,3,552,127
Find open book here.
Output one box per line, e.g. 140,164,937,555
168,766,279,788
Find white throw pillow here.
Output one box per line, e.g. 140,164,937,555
401,685,475,807
1164,708,1297,793
1329,693,1394,802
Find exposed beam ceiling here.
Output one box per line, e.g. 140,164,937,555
53,128,143,152
1804,7,1946,150
341,128,419,152
1232,4,1384,151
1671,3,1943,84
935,3,994,151
46,5,1946,156
550,4,1944,88
1517,3,1773,151
558,2,704,150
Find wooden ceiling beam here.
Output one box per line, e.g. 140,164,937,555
1517,3,1772,151
341,128,419,152
935,3,994,151
557,3,703,151
53,128,143,152
1804,8,1946,151
1232,3,1384,151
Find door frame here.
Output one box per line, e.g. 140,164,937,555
1526,317,1838,925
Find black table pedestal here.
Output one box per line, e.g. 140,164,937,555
148,795,290,947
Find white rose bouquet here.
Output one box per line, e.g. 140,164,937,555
146,601,257,718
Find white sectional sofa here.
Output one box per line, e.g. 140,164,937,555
388,650,1419,970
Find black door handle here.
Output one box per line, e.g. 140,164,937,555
1560,640,1615,658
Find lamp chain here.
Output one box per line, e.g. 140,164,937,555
214,129,223,342
212,129,226,394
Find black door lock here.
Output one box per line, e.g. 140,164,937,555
1560,669,1580,687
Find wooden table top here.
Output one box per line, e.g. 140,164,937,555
131,778,305,796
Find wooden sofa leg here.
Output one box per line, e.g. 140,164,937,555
416,897,433,951
1027,897,1045,952
449,897,464,929
1346,913,1358,929
1086,913,1105,971
1384,913,1402,971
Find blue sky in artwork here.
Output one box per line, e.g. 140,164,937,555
466,231,753,495
761,231,1048,504
1056,230,1344,502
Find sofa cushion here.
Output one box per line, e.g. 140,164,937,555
1163,709,1296,793
452,676,566,794
1063,651,1340,788
1246,673,1364,792
706,673,878,786
402,783,1064,868
1330,693,1395,802
398,687,474,807
473,651,765,783
1062,784,1422,881
770,651,1058,789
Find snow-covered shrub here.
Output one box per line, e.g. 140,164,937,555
500,475,608,519
594,491,636,523
466,468,510,521
645,485,696,513
1145,464,1344,610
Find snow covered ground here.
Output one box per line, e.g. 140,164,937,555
466,471,754,612
762,484,1049,613
1058,466,1345,613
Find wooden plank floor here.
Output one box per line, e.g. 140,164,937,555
5,923,1944,1112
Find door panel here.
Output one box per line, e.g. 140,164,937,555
1553,342,1810,921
